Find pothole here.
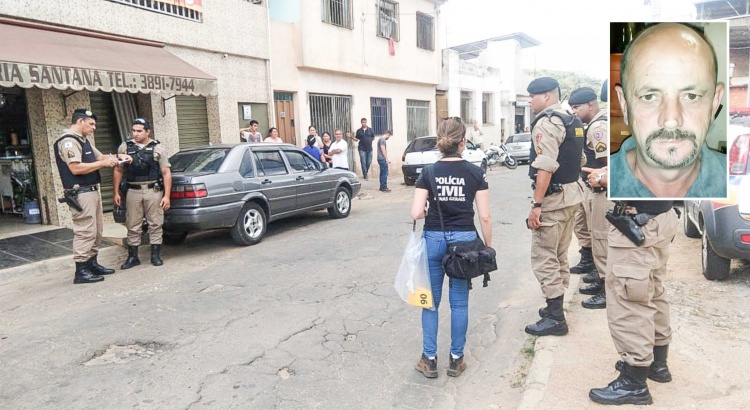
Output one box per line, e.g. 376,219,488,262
277,367,294,380
345,334,357,341
83,341,170,366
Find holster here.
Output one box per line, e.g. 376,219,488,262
605,211,645,246
531,182,564,197
58,191,83,212
119,180,129,197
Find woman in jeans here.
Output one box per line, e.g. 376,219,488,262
410,117,493,378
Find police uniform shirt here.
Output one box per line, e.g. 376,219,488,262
530,103,584,210
586,110,608,160
58,130,102,165
117,139,171,170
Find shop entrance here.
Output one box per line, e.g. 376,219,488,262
0,86,39,230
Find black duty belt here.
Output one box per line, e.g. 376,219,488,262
583,179,606,193
531,182,564,197
128,182,157,189
66,185,98,195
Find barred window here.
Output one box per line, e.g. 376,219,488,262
416,12,434,51
482,93,494,125
377,0,400,41
407,100,430,142
108,0,202,22
309,94,352,138
370,98,393,135
321,0,353,29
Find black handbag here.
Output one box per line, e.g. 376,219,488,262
424,165,497,288
113,205,126,224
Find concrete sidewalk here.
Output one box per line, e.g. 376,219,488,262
518,232,750,409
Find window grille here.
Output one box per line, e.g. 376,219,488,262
377,0,400,41
416,12,434,51
309,94,352,138
460,91,472,123
370,97,393,135
407,100,430,142
482,93,494,125
108,0,202,22
321,0,353,29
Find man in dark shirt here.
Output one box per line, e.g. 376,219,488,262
353,117,375,180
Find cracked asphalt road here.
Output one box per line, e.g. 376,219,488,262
0,167,544,409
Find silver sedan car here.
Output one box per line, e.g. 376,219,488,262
164,143,361,246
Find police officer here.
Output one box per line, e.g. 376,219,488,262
524,77,585,336
569,86,611,310
55,108,124,284
113,118,172,268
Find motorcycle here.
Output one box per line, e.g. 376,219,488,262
485,143,518,169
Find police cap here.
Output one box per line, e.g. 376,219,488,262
133,117,151,130
71,108,97,123
569,87,598,105
527,77,559,95
601,80,608,102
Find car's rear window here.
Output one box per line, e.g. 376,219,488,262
170,148,231,173
408,138,437,152
512,133,531,143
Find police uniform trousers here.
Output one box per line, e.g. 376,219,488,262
70,190,104,262
587,189,613,278
125,183,164,246
573,185,592,248
531,203,577,298
605,209,678,367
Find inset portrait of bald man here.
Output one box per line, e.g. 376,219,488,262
610,22,727,199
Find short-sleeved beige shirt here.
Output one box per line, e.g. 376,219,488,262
586,109,608,160
57,130,102,165
117,139,171,169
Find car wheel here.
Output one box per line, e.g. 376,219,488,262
230,202,267,246
163,231,188,245
504,156,518,169
683,211,700,238
404,175,415,186
701,224,730,281
327,186,351,219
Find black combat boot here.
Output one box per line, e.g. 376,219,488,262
151,244,163,266
120,246,141,270
570,247,595,274
589,362,652,405
582,291,606,309
579,278,603,295
526,296,568,336
582,267,600,284
73,261,104,284
88,255,115,275
649,345,672,383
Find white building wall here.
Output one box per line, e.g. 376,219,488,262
270,0,444,177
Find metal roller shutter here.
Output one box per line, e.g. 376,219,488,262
176,96,209,149
89,92,122,212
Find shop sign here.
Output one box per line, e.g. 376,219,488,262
0,61,217,96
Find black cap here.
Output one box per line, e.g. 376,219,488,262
71,108,97,123
307,135,317,146
569,87,598,105
133,117,151,130
601,80,608,102
527,77,559,95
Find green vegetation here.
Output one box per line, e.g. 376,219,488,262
525,69,608,107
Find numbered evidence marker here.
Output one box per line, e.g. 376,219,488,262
407,287,433,309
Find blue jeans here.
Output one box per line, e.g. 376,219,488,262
378,158,388,189
359,149,373,178
421,230,476,358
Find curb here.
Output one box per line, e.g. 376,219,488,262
517,274,582,410
0,241,127,287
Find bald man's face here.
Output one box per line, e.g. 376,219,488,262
617,24,724,170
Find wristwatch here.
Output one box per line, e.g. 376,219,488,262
531,199,543,208
595,173,604,184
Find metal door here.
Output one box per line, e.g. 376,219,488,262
176,96,209,149
89,92,120,212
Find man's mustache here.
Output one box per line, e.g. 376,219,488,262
645,129,697,146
